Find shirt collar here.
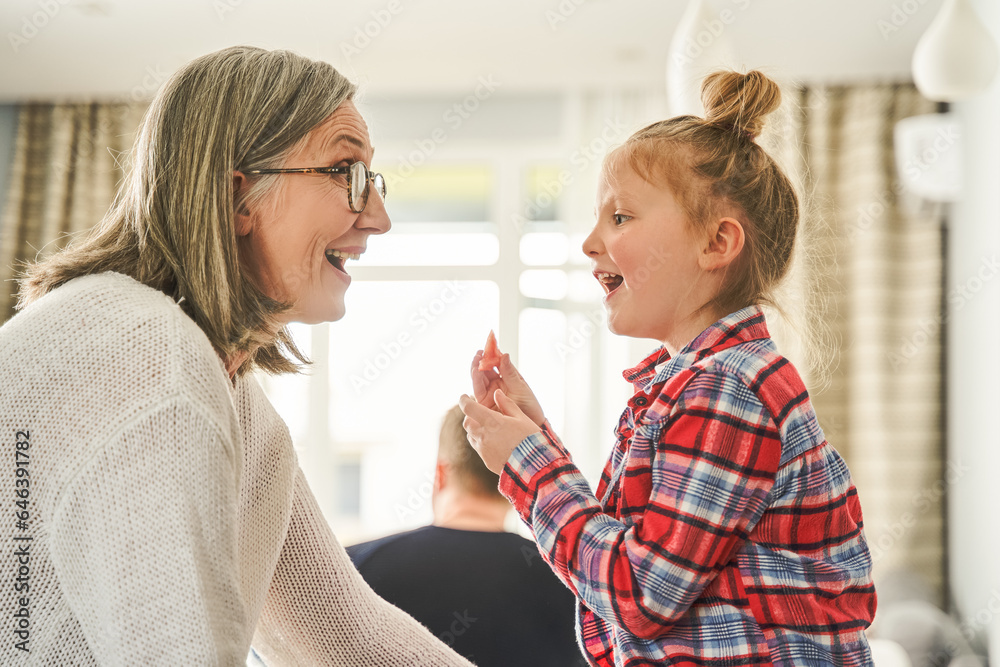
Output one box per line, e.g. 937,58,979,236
622,305,770,392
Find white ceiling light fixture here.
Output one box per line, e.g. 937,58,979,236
912,0,999,101
666,0,738,117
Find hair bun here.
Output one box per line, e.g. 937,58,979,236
700,70,781,141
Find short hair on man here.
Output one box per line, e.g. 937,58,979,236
438,405,502,499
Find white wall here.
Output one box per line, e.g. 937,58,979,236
949,0,1000,656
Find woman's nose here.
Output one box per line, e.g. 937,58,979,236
358,191,391,235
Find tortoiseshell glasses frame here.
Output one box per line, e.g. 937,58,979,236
245,161,386,213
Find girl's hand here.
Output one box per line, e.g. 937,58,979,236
459,390,540,474
471,351,545,427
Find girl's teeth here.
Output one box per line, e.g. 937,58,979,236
326,249,360,260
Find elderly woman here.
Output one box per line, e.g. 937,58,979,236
0,46,473,665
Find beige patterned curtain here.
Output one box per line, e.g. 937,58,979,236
0,102,147,322
771,84,945,603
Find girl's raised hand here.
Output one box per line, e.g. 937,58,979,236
459,390,540,474
471,350,545,427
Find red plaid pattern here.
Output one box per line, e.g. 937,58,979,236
500,306,876,666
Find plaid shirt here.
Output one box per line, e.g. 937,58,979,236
500,306,876,666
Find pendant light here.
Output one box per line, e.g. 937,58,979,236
666,0,737,116
912,0,998,101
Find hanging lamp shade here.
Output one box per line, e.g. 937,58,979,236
912,0,999,101
666,0,737,116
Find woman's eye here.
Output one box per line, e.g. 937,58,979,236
612,214,630,226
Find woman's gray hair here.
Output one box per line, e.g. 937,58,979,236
17,45,357,376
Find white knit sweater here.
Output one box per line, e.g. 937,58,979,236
0,271,474,666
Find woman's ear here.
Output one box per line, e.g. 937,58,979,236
232,170,253,236
700,216,745,271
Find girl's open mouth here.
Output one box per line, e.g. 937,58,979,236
595,271,624,296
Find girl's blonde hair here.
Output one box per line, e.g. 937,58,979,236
16,45,357,377
606,69,799,318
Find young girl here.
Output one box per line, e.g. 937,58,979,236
459,70,876,666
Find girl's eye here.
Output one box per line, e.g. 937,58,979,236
612,214,631,226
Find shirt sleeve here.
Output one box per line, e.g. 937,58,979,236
48,398,252,665
499,369,782,640
252,467,476,667
539,418,571,457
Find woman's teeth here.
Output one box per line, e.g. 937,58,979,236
326,249,360,260
325,249,360,273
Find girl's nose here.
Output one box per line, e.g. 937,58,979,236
582,224,602,257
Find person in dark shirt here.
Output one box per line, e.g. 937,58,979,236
348,406,585,667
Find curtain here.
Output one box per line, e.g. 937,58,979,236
772,84,945,603
0,102,146,322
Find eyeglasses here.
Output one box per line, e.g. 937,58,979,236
245,161,386,214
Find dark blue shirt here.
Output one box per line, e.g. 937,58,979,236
348,525,585,667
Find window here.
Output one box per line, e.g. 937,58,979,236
258,101,646,545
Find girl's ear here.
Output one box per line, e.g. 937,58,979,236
700,216,745,271
233,171,253,237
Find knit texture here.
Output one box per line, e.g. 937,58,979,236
0,271,474,666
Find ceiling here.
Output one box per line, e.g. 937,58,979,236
0,0,945,102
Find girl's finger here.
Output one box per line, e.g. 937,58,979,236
472,351,500,381
501,353,522,378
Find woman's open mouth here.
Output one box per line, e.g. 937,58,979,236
325,249,360,275
595,271,624,297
